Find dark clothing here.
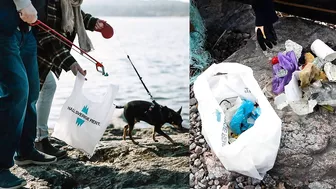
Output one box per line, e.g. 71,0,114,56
0,29,39,169
251,0,278,26
35,0,98,88
0,1,20,35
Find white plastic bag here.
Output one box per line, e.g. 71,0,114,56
194,63,282,180
52,73,119,156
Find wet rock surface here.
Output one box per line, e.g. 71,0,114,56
191,1,336,188
11,127,189,189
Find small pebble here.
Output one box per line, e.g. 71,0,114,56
247,178,252,185
208,180,214,185
255,185,261,189
208,173,215,180
244,186,255,189
252,178,261,185
211,186,217,189
190,173,195,187
195,146,203,154
198,182,206,188
199,138,205,144
196,169,205,181
236,176,245,183
238,183,244,188
194,159,202,167
190,153,197,160
190,143,196,151
190,105,197,113
214,180,220,185
190,98,197,106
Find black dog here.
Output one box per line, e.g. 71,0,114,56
115,100,184,145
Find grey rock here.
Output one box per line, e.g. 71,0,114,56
195,146,203,154
190,105,198,113
251,178,261,185
194,158,202,167
195,168,206,181
208,180,214,185
236,176,245,183
255,185,261,189
190,143,197,151
247,177,252,185
190,98,197,106
214,180,220,185
244,186,255,189
190,173,196,187
199,138,205,144
198,181,207,188
238,183,244,188
211,186,217,189
190,153,198,161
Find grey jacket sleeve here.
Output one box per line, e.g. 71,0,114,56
13,0,31,11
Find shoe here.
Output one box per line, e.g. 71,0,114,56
0,169,26,189
14,149,57,166
34,138,67,159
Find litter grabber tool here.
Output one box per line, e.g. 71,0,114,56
31,20,109,76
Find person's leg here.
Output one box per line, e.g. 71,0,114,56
34,71,67,158
36,71,57,142
0,29,29,188
13,30,57,165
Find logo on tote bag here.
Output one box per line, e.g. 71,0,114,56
76,105,89,127
67,105,101,127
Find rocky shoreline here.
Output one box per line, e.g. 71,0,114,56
11,127,189,189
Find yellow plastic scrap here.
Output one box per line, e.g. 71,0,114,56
304,53,315,64
299,63,328,88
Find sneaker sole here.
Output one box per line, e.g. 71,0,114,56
0,180,26,189
14,159,57,166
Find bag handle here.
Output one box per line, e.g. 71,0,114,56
73,73,86,94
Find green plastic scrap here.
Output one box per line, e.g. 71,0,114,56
190,2,212,84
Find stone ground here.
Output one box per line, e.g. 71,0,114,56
11,127,189,189
190,1,336,188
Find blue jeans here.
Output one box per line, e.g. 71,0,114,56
0,29,39,169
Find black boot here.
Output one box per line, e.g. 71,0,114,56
34,138,67,159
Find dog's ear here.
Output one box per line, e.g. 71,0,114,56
177,106,182,114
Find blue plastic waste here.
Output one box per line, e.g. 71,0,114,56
230,99,261,135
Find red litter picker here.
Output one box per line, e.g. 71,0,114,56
31,20,112,76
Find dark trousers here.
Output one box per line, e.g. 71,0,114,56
0,29,40,169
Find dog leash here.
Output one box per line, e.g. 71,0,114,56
31,20,108,77
115,36,157,103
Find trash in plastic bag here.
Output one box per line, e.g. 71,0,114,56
219,97,242,126
230,99,261,135
194,63,282,180
272,51,299,95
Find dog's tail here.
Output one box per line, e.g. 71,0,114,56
114,104,124,109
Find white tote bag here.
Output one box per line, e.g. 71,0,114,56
194,63,282,180
52,73,119,156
